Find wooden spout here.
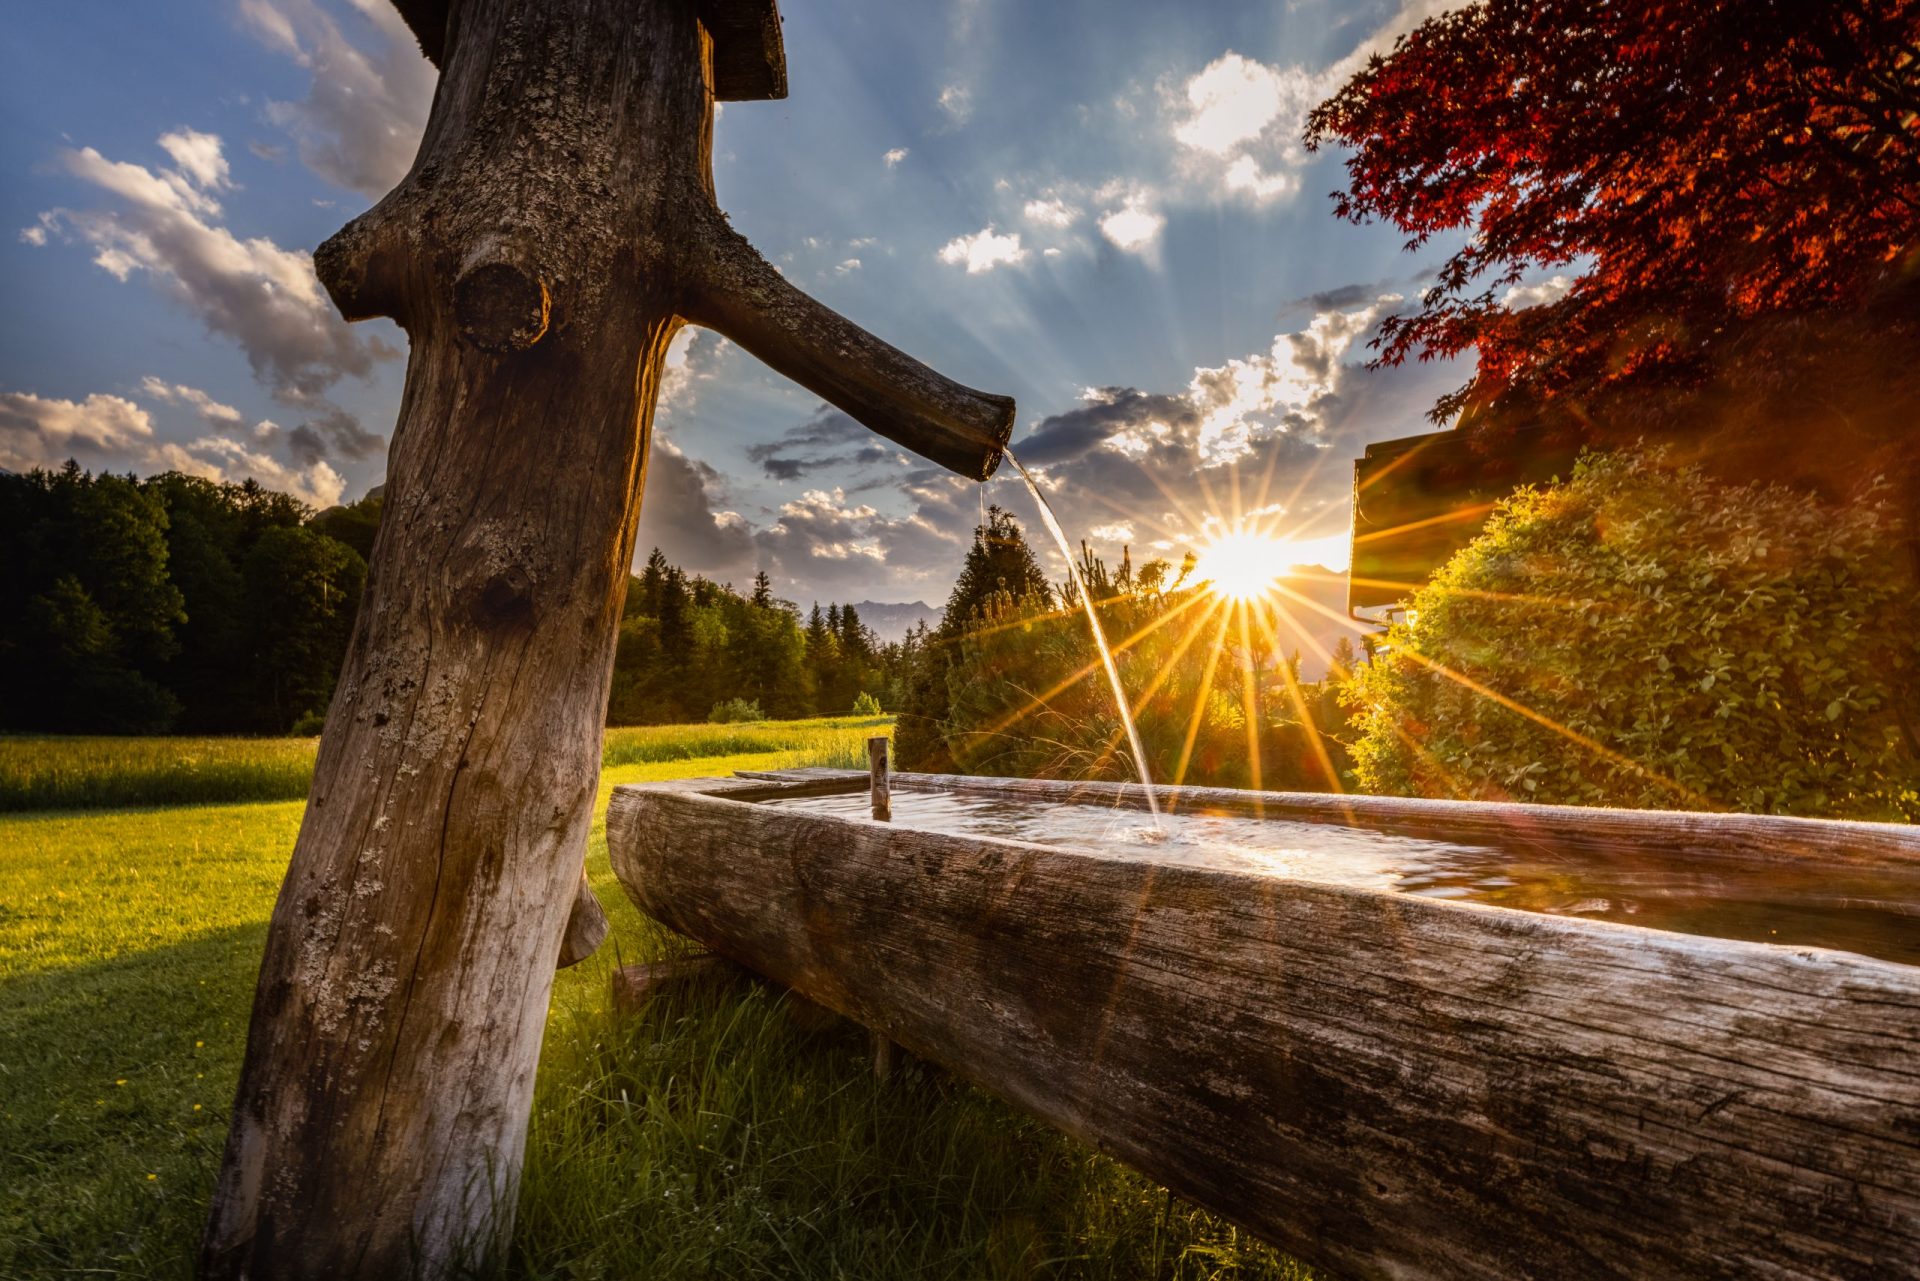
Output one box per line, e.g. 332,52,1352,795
689,213,1013,481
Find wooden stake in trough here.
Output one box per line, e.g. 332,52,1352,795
201,3,1012,1276
868,734,891,822
867,733,897,1079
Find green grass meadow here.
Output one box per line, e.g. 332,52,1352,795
0,721,1302,1280
0,717,890,813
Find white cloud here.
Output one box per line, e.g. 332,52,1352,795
18,224,47,246
938,84,974,124
1169,52,1323,207
655,326,732,413
190,435,344,507
158,128,231,193
0,391,156,463
631,438,759,582
1007,293,1414,565
1023,197,1080,228
1502,274,1575,309
240,0,434,198
938,225,1027,274
139,377,243,424
636,405,979,601
0,388,344,507
753,479,971,599
883,147,910,167
770,490,887,561
1222,154,1297,201
1098,198,1165,252
1184,296,1398,465
1172,52,1309,155
38,131,393,405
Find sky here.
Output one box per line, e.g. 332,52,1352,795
0,0,1475,608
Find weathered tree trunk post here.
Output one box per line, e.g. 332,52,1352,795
201,2,1011,1275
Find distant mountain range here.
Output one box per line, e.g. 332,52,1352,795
839,572,1372,666
842,599,943,643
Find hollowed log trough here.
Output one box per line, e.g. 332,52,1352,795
607,771,1920,1281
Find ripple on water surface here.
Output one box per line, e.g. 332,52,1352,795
768,789,1920,966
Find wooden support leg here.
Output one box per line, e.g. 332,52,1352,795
557,873,609,969
871,1029,898,1082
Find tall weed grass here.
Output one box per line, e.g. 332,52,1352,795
0,717,887,813
515,954,1303,1280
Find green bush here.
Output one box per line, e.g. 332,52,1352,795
1345,449,1919,819
707,698,764,725
850,690,884,717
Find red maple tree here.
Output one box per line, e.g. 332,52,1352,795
1305,0,1920,428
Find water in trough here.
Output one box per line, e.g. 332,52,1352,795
768,788,1920,966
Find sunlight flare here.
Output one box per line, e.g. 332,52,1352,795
1194,530,1291,600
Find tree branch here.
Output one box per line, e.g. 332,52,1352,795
686,211,1014,481
314,194,416,328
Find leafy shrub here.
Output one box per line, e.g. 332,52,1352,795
707,698,764,725
1345,449,1919,819
850,691,884,717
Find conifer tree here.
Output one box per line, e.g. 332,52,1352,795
896,505,1052,769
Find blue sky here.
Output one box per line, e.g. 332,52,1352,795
0,0,1471,606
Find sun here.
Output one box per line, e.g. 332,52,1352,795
1194,530,1293,601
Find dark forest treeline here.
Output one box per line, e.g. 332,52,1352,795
608,549,918,725
0,464,914,735
1,465,372,734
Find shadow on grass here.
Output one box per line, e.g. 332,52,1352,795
1,923,265,1279
2,915,1304,1280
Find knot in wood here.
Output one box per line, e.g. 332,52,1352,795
453,261,550,352
476,565,536,622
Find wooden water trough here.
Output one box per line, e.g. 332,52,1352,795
606,770,1920,1280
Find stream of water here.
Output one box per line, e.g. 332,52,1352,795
1005,450,1160,820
